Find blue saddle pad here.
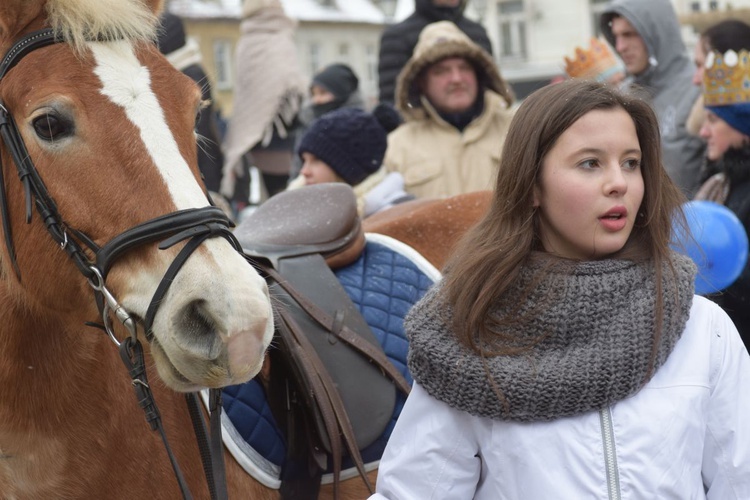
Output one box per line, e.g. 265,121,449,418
217,234,440,487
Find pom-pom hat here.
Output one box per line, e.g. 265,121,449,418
297,108,387,186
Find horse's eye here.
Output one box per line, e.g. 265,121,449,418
32,113,72,141
194,109,202,130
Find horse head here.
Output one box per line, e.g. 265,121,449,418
0,0,273,391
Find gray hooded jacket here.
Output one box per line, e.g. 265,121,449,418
601,0,705,197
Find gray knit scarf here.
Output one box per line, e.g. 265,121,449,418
406,253,696,422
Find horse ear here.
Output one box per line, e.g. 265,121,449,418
0,0,47,49
144,0,165,16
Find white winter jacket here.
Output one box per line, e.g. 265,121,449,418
372,296,750,499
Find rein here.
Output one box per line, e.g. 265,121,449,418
0,28,232,500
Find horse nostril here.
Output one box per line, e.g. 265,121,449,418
175,299,222,360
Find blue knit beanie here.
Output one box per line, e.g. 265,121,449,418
297,108,387,186
707,103,750,137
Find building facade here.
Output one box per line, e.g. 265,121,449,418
168,0,387,116
169,0,750,112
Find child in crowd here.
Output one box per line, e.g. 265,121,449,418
371,79,750,499
290,106,412,217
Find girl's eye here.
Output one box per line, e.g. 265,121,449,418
579,159,599,169
623,159,641,170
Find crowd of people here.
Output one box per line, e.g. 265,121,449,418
161,0,750,496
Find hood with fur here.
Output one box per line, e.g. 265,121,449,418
395,20,513,121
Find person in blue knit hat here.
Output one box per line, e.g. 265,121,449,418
694,48,750,349
290,106,413,217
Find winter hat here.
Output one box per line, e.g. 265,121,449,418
703,49,750,137
311,63,359,101
396,21,513,119
156,12,187,55
297,108,387,186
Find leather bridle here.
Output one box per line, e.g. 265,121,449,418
0,28,236,500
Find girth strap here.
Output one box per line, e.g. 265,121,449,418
264,265,411,396
276,307,373,498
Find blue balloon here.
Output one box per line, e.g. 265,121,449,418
671,200,749,295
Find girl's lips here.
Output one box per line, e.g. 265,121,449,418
599,217,627,232
599,207,628,231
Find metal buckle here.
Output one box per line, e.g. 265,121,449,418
87,266,137,347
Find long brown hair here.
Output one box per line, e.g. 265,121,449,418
442,79,687,357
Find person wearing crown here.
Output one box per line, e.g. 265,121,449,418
601,0,706,198
694,48,750,350
563,37,625,85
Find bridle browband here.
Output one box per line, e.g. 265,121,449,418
0,28,236,500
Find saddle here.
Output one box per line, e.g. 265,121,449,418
236,184,410,498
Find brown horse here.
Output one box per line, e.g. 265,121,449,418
363,191,492,270
0,1,489,498
0,0,276,498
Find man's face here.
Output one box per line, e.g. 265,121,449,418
420,57,478,114
610,16,650,76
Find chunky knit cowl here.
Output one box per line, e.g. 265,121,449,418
406,254,696,422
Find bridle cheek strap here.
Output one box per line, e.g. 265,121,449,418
142,217,241,339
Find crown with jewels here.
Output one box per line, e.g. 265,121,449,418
564,38,624,82
703,49,750,106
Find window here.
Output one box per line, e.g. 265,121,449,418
212,39,232,90
590,0,611,37
309,43,321,74
339,43,349,58
709,1,719,10
365,44,377,84
497,0,527,61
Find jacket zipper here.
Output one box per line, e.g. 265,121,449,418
599,407,622,500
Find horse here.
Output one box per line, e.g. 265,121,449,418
0,0,276,498
0,1,489,498
363,191,492,270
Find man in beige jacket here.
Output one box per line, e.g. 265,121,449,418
384,21,514,199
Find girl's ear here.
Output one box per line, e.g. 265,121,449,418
532,184,541,208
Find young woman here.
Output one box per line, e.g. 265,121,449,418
371,79,750,499
687,19,750,135
694,49,750,350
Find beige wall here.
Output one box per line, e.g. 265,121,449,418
181,18,240,116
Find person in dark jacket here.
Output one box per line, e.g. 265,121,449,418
289,63,367,179
377,0,492,105
157,12,224,193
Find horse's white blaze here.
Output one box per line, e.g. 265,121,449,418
90,40,204,209
89,40,273,387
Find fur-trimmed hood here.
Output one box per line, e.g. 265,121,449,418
395,21,513,121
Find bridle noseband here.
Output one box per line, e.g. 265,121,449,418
0,28,238,500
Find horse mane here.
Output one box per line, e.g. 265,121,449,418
45,0,160,53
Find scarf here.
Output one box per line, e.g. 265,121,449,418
406,254,696,422
220,6,306,198
695,144,750,205
435,89,485,132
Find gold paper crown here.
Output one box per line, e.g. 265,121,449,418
703,49,750,106
564,38,624,82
